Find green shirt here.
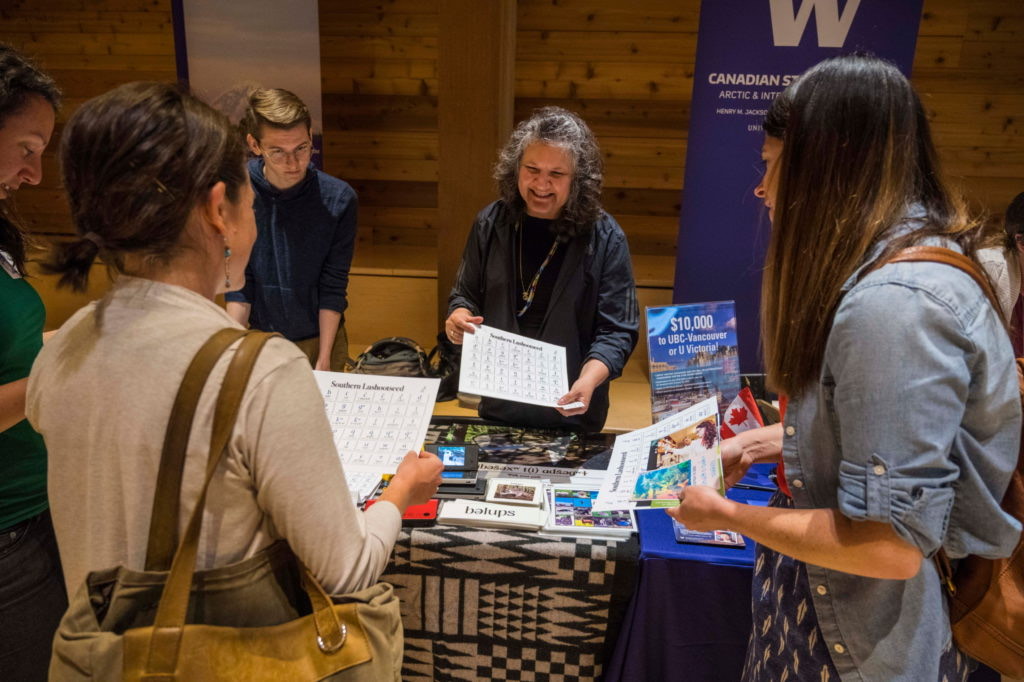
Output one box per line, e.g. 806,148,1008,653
0,264,48,530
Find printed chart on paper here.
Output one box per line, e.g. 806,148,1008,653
459,325,583,410
314,371,440,502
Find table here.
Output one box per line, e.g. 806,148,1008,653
378,418,638,681
382,525,638,681
604,481,772,682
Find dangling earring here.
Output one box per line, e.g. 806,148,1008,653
224,243,233,289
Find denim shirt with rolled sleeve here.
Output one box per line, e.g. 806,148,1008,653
780,217,1022,681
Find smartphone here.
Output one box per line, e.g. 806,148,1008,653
440,470,478,485
424,443,480,471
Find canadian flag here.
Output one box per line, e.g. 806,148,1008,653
720,387,764,439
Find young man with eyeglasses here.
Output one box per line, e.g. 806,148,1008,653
226,88,356,370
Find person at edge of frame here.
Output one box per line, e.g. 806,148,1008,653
0,42,67,682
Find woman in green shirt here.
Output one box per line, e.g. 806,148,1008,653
0,44,64,681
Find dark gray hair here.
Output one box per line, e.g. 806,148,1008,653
494,106,603,238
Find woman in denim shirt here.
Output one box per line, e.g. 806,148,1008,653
670,55,1021,681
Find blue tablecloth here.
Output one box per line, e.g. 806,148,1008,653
604,466,773,682
637,485,773,566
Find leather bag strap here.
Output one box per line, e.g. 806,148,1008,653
884,245,1006,326
145,327,250,571
143,330,275,677
141,329,351,677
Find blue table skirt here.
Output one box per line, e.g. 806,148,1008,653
604,467,773,681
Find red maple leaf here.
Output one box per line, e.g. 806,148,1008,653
728,407,748,426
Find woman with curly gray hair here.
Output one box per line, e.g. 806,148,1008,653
446,106,639,432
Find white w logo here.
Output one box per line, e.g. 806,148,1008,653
769,0,862,47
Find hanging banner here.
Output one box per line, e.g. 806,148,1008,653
673,0,924,373
171,0,324,168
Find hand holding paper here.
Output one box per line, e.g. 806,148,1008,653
556,358,609,415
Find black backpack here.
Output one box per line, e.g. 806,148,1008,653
350,335,462,403
349,337,431,378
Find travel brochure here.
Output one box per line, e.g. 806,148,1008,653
485,478,545,506
672,520,746,548
646,302,740,423
592,396,724,512
542,484,636,540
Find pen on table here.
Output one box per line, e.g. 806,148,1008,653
731,482,776,492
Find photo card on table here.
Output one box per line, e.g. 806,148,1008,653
485,477,545,507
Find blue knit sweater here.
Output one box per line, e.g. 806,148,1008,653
226,159,357,341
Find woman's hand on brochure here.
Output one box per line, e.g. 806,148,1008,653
666,485,734,532
378,450,443,513
720,423,784,489
445,308,483,345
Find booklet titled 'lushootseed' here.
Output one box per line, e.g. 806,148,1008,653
437,499,547,531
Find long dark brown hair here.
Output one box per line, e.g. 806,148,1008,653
0,43,60,276
760,54,980,396
43,82,247,291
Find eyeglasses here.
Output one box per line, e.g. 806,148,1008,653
261,143,312,163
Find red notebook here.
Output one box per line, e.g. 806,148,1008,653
364,498,439,526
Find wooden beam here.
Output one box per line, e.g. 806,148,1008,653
436,0,515,325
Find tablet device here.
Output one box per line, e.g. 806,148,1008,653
425,443,479,472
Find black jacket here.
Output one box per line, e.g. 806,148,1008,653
449,200,639,432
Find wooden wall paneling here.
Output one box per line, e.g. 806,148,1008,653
3,0,1021,288
514,0,694,265
602,187,680,217
517,30,696,62
913,0,1024,226
517,97,689,137
515,61,695,100
318,0,438,16
965,3,1024,40
326,93,437,131
346,273,437,351
4,0,169,11
517,0,700,33
318,0,439,255
2,0,176,242
435,0,516,323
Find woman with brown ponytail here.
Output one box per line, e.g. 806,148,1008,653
0,43,65,682
25,83,441,677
